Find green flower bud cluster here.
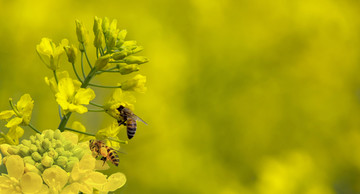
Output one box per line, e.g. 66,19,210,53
4,129,88,173
93,16,148,70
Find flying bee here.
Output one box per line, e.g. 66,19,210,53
89,139,120,166
117,105,147,139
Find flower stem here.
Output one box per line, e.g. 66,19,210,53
81,52,86,79
88,83,121,88
88,109,105,112
82,43,93,69
64,127,96,136
72,62,83,83
53,70,58,83
28,123,41,133
58,106,63,120
9,98,21,117
58,112,72,132
89,102,104,108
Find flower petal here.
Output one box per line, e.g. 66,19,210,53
7,126,24,144
94,160,110,171
58,78,75,100
86,171,107,190
6,117,23,128
74,88,95,105
6,155,24,180
62,132,78,145
103,172,126,192
42,166,68,192
0,110,15,120
79,154,96,171
61,183,80,194
20,172,43,193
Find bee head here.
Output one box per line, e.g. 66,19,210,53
89,139,94,146
117,105,125,111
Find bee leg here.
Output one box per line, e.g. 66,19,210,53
100,156,107,166
117,120,126,126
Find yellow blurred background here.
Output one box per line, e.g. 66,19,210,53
1,0,360,193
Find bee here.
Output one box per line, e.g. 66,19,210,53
89,139,119,166
117,105,147,139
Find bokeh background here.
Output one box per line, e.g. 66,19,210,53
1,0,360,193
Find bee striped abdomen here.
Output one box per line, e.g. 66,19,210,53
107,147,119,166
126,118,137,139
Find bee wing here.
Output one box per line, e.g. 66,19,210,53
133,115,147,125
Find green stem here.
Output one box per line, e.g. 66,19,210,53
81,52,86,79
82,43,93,69
82,68,97,88
88,83,121,88
88,109,105,112
9,99,21,117
100,47,104,56
28,123,41,133
58,112,72,132
96,48,99,59
64,127,96,136
89,102,104,108
53,70,58,83
72,62,83,83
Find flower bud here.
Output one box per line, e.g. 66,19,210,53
106,30,117,50
63,142,74,151
54,129,61,139
56,156,68,168
42,139,51,150
48,148,59,160
102,17,110,34
29,144,38,153
124,56,149,64
31,152,42,162
94,55,111,71
66,160,77,172
131,46,144,54
24,163,41,175
118,64,139,75
94,30,104,48
62,151,73,157
44,130,54,140
121,74,147,93
19,145,30,156
112,51,128,60
93,16,102,34
21,139,32,147
41,155,54,167
64,45,78,63
8,145,20,155
35,163,45,172
36,134,44,141
116,29,127,47
23,156,35,165
0,144,11,156
29,136,36,144
75,20,88,44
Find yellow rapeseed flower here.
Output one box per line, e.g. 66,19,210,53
0,94,34,129
55,77,95,114
96,121,122,149
121,74,147,93
0,155,48,193
103,88,135,120
0,126,24,145
36,38,69,70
